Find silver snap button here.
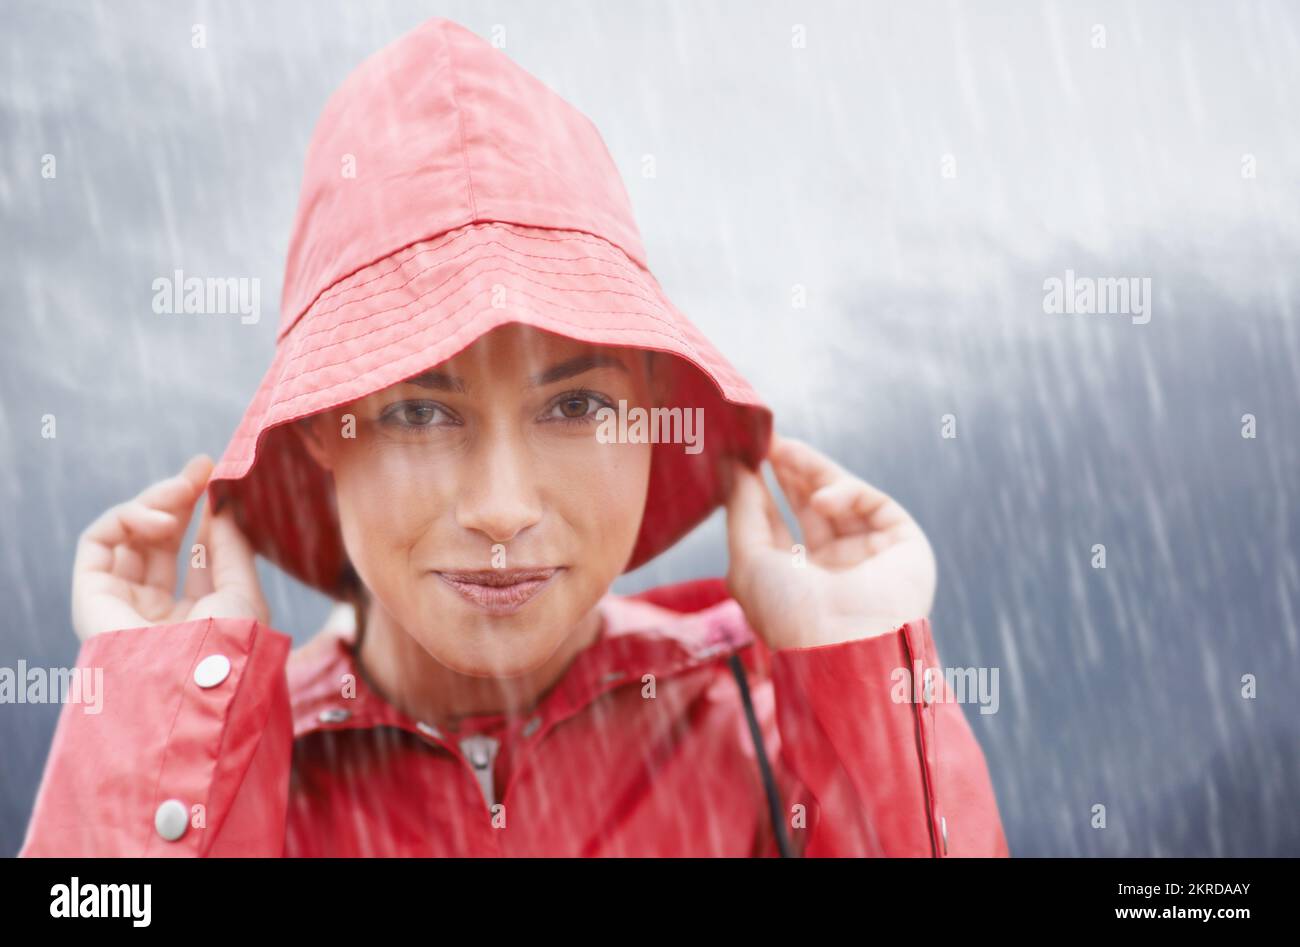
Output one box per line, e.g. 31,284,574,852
521,715,542,738
193,654,231,689
318,708,351,724
154,799,189,842
460,735,496,769
416,721,442,740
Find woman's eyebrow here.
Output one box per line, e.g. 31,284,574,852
530,353,628,387
399,353,628,393
403,370,466,393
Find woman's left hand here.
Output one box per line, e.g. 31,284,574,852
724,433,937,651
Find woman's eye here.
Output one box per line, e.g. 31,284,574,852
382,400,452,429
544,391,611,423
559,397,591,418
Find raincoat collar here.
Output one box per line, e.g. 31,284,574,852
288,578,756,746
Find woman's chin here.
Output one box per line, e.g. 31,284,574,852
428,635,564,679
414,607,574,677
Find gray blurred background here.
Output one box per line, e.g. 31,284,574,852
2,0,1297,857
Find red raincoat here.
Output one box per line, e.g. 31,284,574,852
21,578,1008,857
20,19,1009,857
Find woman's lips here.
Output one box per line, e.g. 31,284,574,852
434,568,561,616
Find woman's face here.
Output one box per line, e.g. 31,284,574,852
297,323,656,677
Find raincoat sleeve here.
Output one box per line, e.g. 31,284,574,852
766,617,1009,857
19,616,293,857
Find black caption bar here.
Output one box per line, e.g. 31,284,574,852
0,856,1286,932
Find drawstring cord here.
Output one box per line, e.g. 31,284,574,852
729,653,796,858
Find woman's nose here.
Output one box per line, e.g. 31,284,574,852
454,430,544,544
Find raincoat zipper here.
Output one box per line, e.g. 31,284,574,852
459,734,501,810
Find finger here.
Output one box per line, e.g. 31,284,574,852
111,543,147,585
98,502,180,543
143,540,180,596
773,435,901,530
810,477,914,539
768,453,836,549
135,454,213,528
726,460,777,558
767,434,851,495
74,501,178,578
756,464,796,549
769,434,880,544
167,453,215,541
208,506,265,614
117,503,181,590
77,478,188,572
180,453,215,489
132,459,214,595
125,502,180,535
73,524,117,576
183,497,216,601
70,463,210,641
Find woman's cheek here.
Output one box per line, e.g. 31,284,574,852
335,450,441,577
571,440,651,558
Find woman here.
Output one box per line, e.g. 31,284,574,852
22,17,1007,857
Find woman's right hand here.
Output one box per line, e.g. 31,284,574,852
72,454,270,642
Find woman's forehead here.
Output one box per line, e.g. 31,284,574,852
404,326,649,384
447,323,614,362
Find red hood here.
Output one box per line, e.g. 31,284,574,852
206,17,772,597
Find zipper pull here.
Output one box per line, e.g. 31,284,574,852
459,734,501,810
